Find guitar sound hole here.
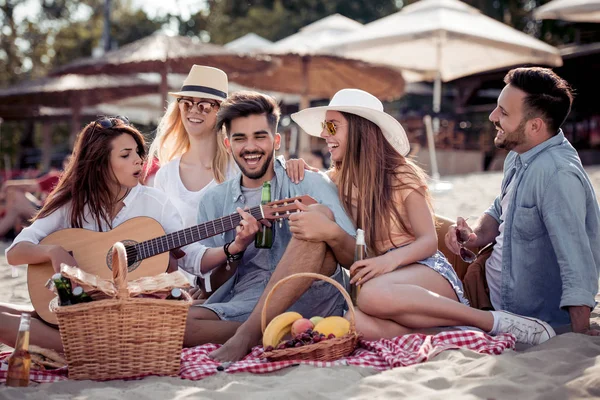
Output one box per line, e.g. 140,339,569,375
105,240,142,272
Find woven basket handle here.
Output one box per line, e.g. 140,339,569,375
260,272,356,334
111,242,129,300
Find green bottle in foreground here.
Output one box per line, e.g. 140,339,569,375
255,181,273,249
71,286,93,304
52,273,72,306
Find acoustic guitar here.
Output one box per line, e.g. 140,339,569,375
27,195,317,325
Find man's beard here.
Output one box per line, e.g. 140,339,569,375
233,150,274,180
494,119,527,151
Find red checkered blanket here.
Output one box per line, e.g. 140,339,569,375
0,330,515,384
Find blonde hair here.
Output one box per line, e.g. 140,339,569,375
148,100,230,183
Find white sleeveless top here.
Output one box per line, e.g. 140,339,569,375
153,157,237,227
153,157,237,289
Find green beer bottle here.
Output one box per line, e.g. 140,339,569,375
71,286,93,304
254,181,273,249
51,273,72,306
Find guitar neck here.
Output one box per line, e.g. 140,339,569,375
134,205,263,260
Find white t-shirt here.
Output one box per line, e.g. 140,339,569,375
153,157,237,289
485,178,516,310
5,184,204,277
153,157,237,227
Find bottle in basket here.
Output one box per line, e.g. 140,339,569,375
71,286,93,304
254,181,273,249
6,313,31,387
52,273,72,306
166,288,184,300
350,229,366,306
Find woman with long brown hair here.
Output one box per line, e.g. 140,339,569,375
290,89,555,345
1,117,188,350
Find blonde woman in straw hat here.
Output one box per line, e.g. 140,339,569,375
148,65,237,294
290,89,555,345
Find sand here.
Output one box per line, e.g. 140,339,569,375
1,168,600,399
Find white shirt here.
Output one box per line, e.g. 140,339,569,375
485,178,516,310
153,157,237,289
153,157,237,227
5,185,205,277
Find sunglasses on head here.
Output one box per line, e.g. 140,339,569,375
321,121,347,136
177,98,219,114
90,115,130,135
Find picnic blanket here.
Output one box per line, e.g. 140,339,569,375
0,330,515,384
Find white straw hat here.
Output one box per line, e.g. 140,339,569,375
169,65,228,102
291,89,410,156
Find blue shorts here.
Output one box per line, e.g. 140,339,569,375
392,249,469,306
199,265,348,322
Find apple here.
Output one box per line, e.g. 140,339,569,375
291,318,314,337
309,316,324,326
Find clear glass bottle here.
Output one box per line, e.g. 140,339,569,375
254,181,273,249
350,229,366,306
6,313,31,387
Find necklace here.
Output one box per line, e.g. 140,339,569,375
116,188,131,203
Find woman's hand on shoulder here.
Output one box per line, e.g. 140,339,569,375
349,254,397,285
286,158,319,184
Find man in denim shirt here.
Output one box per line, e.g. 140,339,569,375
446,67,600,336
184,91,357,360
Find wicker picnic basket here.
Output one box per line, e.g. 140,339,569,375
261,272,360,362
54,242,191,380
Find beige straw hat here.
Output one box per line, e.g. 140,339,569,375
169,65,228,101
291,88,410,156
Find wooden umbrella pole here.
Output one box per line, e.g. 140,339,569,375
69,98,82,149
160,63,169,112
297,56,311,158
40,123,52,171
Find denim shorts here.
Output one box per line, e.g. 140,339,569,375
199,265,348,322
396,249,470,306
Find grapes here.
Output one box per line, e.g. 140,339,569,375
272,328,338,350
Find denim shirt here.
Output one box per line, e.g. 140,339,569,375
197,156,356,283
484,131,600,326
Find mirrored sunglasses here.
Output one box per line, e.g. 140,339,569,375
177,98,219,114
321,121,347,136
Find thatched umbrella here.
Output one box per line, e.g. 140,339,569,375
50,33,273,107
0,74,160,148
227,15,406,155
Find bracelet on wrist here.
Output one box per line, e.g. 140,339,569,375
224,240,244,263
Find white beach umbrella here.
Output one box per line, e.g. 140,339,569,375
324,0,562,183
534,0,600,23
267,14,364,54
225,33,274,53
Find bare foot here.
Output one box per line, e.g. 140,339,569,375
209,334,255,362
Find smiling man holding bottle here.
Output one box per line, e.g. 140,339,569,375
182,91,356,361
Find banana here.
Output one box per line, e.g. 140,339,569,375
262,311,303,348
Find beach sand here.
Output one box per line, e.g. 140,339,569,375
1,168,599,399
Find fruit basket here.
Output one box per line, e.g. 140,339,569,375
261,272,360,362
54,242,191,380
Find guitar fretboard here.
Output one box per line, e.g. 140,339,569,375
131,205,263,261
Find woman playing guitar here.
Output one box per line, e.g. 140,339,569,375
1,116,203,351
